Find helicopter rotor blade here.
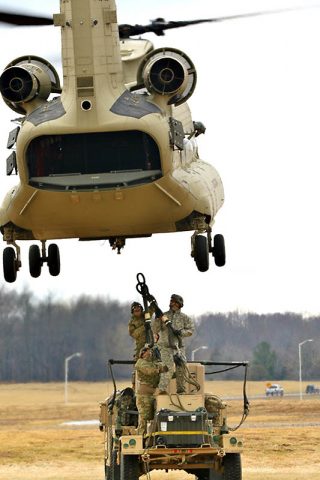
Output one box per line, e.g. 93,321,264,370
0,4,319,32
118,18,214,38
118,5,320,38
0,11,53,26
208,5,320,24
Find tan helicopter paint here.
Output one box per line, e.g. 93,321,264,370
0,0,224,244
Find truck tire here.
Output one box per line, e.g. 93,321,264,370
223,453,242,480
120,454,139,480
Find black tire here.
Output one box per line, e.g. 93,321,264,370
223,453,242,480
194,235,209,272
120,454,140,480
110,449,120,480
48,243,60,276
213,234,226,267
29,244,42,278
3,247,17,283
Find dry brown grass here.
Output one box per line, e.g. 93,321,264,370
0,381,319,479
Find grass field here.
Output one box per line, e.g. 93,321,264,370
0,380,319,480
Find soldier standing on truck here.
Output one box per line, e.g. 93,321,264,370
129,301,157,359
153,294,195,394
128,302,147,360
135,346,168,433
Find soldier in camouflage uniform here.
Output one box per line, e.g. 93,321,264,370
128,302,147,360
153,294,194,394
135,346,168,433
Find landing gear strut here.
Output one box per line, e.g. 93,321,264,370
29,241,61,278
191,229,226,272
2,241,60,283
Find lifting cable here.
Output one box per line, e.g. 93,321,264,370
205,361,250,431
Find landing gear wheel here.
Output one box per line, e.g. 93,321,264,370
194,234,209,272
213,234,226,267
120,454,139,480
223,453,242,480
3,247,17,283
48,244,60,276
29,245,42,278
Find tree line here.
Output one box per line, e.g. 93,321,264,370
0,287,319,382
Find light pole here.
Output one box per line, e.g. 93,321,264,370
191,346,208,361
64,352,82,404
299,339,313,401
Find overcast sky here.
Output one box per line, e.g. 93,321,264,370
0,0,320,316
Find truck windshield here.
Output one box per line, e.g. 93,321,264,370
26,130,161,190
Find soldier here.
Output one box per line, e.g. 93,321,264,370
135,346,168,433
153,294,194,394
128,302,146,361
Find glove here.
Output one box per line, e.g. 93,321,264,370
172,328,182,336
159,365,169,373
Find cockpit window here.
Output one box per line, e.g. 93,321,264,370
27,130,162,190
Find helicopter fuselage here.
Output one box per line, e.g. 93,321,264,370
0,0,224,279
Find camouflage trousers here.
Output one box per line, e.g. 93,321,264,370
136,394,155,433
158,346,186,393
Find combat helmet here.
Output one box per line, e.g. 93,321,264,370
131,301,143,313
171,294,184,307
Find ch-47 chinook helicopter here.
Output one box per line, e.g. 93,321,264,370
0,1,228,283
0,2,311,283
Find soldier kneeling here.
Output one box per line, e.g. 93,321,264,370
135,346,168,433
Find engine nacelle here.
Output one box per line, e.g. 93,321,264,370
0,65,50,104
137,48,197,106
0,56,61,115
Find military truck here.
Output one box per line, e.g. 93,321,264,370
99,359,249,480
305,384,320,394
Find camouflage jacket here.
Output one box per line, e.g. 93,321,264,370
128,315,146,359
153,309,194,349
135,357,162,388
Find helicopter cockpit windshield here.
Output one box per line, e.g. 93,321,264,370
26,130,162,190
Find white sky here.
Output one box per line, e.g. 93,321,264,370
0,0,320,316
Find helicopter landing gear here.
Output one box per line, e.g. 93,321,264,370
3,242,21,283
29,244,42,278
212,233,226,267
191,229,226,272
193,234,209,272
48,243,60,276
28,241,61,278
